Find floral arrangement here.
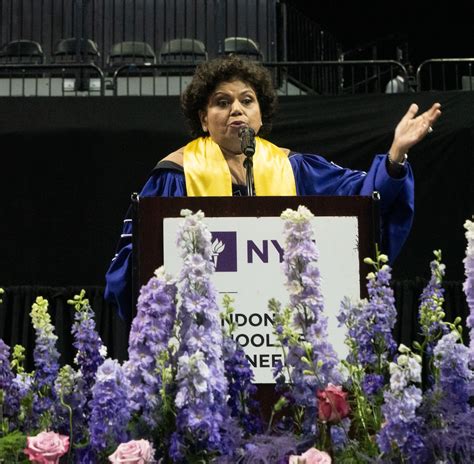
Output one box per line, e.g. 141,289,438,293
0,210,473,463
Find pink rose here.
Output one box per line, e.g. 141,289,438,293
109,439,155,463
289,447,332,464
23,431,69,464
317,384,350,424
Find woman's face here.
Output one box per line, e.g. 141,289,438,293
199,79,262,156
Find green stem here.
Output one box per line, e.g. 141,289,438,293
59,393,73,464
319,422,333,457
266,410,275,435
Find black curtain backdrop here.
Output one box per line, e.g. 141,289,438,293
0,92,472,368
0,286,129,367
0,281,468,369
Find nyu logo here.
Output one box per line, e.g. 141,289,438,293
210,232,285,271
211,231,237,272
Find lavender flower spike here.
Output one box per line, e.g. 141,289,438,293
355,253,398,368
68,290,106,408
30,296,61,429
0,339,20,421
418,250,447,356
171,209,236,462
124,266,177,427
277,206,340,432
89,359,131,457
377,346,427,462
433,330,472,414
463,219,474,364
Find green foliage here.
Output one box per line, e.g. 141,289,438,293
10,345,26,375
67,289,91,321
268,298,301,347
30,297,55,336
220,294,237,336
0,430,29,463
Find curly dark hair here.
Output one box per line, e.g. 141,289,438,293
181,55,278,137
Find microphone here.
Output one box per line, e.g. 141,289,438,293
238,126,256,157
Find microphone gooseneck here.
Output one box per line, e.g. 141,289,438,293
238,126,256,157
238,126,256,196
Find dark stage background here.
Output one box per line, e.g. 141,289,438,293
0,92,472,365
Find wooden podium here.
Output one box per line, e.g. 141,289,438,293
135,195,378,291
134,195,379,419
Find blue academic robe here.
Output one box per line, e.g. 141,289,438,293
105,152,414,320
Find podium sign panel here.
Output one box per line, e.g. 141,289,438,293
163,216,359,382
136,196,377,383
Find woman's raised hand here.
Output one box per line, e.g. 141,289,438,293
388,102,442,162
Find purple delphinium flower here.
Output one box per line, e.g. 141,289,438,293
6,344,34,431
418,250,448,359
54,364,87,444
124,266,177,428
330,418,350,451
421,329,474,462
30,296,61,428
170,210,237,462
340,286,394,460
377,347,428,462
338,251,398,444
69,290,106,405
68,290,106,442
276,206,341,434
423,409,474,463
222,336,263,435
361,373,385,397
88,359,131,458
463,220,474,364
220,295,262,436
356,257,397,368
12,372,34,431
238,434,298,464
378,386,428,462
432,331,472,415
0,339,20,421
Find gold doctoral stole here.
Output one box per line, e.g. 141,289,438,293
183,136,297,196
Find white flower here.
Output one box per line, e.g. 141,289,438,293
407,356,422,383
389,361,399,375
286,280,304,295
281,205,314,222
96,359,124,384
153,266,176,286
397,354,408,367
99,344,108,358
398,344,410,354
175,389,187,408
389,362,408,392
168,336,179,353
464,219,474,238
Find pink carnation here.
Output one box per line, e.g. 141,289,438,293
289,447,332,464
24,431,69,464
109,439,155,463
